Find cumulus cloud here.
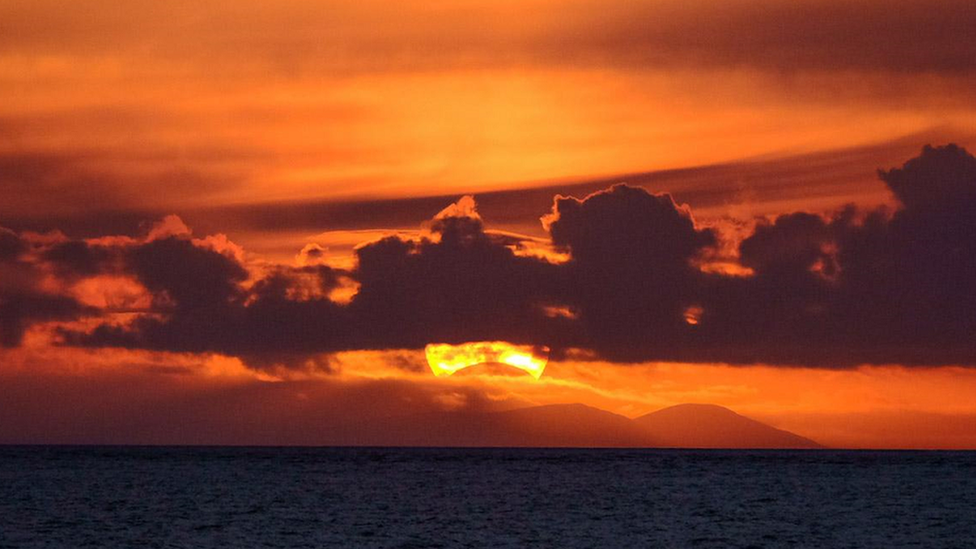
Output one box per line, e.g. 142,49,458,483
63,230,348,368
692,144,976,365
349,197,563,350
57,197,563,368
835,145,976,360
543,184,717,360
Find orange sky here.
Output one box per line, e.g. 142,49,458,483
3,0,976,448
5,0,976,217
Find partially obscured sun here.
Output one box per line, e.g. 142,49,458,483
425,342,549,380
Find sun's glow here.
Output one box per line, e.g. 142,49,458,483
425,341,550,380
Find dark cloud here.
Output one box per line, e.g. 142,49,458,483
129,237,248,311
834,145,976,358
15,144,976,368
692,213,845,364
0,229,88,346
348,205,563,349
880,144,976,212
689,144,976,365
62,236,344,366
0,290,84,347
0,227,27,261
41,240,115,278
61,200,563,367
545,184,716,360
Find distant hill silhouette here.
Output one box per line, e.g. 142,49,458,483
369,403,821,448
374,403,655,447
635,403,823,449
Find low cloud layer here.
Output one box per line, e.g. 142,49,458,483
4,145,976,368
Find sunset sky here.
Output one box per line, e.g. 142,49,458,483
3,0,976,448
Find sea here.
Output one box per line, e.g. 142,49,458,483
1,447,974,548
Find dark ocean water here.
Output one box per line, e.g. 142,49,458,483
1,447,975,548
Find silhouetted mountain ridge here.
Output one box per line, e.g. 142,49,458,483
635,403,823,449
369,403,822,448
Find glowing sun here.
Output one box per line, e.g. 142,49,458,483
425,341,550,380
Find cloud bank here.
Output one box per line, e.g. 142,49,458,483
4,145,976,368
